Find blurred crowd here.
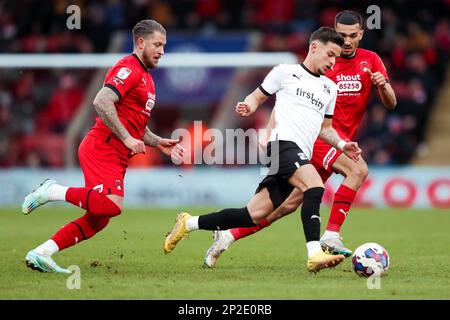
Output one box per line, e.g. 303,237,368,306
0,0,449,167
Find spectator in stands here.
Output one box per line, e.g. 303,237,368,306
42,73,83,134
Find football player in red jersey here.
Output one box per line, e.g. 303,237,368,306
203,10,397,268
22,20,184,273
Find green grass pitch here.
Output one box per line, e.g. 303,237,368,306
1,206,449,299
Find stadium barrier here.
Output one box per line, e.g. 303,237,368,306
0,52,297,68
1,167,449,208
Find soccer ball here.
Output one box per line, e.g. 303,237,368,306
352,243,390,277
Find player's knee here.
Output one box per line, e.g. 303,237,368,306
102,198,122,217
249,208,268,225
109,200,123,214
303,187,325,201
87,191,122,217
347,162,369,183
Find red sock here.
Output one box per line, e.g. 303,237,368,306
51,211,110,251
230,218,271,240
66,187,121,217
326,184,357,232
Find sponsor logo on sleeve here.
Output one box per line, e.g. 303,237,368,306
143,92,156,116
117,67,132,80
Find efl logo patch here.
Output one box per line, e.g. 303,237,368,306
117,67,132,80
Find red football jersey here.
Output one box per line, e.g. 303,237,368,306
88,54,156,155
324,48,389,140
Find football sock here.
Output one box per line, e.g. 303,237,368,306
229,218,271,240
198,207,256,231
186,216,199,231
326,184,357,232
306,241,322,258
66,187,121,217
51,211,110,250
301,187,324,242
321,230,339,240
47,184,69,201
33,239,59,256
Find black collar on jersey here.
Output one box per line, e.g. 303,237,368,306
300,63,320,78
132,53,148,71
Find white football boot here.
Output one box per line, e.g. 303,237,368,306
203,230,235,268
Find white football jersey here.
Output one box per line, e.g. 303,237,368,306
260,63,337,159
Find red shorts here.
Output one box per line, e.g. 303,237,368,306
311,138,343,183
78,135,128,197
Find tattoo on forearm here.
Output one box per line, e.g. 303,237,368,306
320,127,342,149
93,87,130,141
143,127,161,147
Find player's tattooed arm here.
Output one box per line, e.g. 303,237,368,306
319,118,345,150
320,118,361,162
93,87,146,155
143,127,185,160
143,127,162,147
93,87,131,141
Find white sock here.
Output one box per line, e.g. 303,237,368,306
34,239,59,256
306,241,322,258
186,216,199,231
47,184,69,201
321,230,339,240
223,229,236,243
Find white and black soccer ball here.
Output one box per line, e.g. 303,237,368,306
352,243,390,277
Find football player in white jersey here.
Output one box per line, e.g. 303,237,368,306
163,27,362,273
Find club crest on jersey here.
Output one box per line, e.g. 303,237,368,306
117,67,132,80
359,61,370,72
323,84,331,95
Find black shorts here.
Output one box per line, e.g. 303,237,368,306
255,140,310,209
